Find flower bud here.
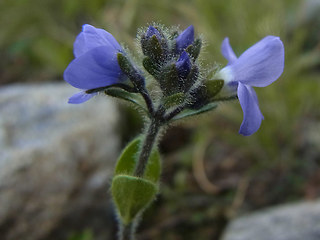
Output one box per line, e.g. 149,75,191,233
141,26,167,63
187,85,209,109
187,80,224,109
176,51,191,79
160,63,180,95
160,52,196,95
175,25,194,54
145,26,161,40
111,137,161,224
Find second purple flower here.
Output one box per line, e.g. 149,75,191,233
217,36,285,136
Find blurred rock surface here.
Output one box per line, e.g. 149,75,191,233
0,83,120,240
222,200,320,240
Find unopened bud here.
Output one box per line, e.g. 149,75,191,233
175,25,195,54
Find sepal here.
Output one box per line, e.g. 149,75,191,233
186,38,202,61
163,92,185,109
142,57,159,76
184,65,199,93
117,53,135,76
187,79,224,109
205,79,224,99
187,85,210,109
141,34,164,63
117,53,145,88
160,63,180,95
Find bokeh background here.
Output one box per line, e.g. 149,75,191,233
1,0,319,239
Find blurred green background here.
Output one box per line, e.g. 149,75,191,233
1,0,319,239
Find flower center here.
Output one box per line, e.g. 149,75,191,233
215,66,238,94
216,66,234,84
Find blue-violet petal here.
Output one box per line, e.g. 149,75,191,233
176,25,194,53
176,51,191,78
73,24,122,58
230,36,284,87
221,37,237,64
68,91,96,104
237,82,264,136
64,46,124,89
145,26,161,40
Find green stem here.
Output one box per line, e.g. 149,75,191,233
119,222,135,240
139,88,155,116
117,120,160,239
163,103,187,121
134,119,160,177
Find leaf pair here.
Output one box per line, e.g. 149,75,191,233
111,137,161,224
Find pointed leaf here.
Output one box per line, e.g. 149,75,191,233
160,63,180,95
117,52,135,76
184,65,199,92
171,102,217,122
143,57,159,76
105,88,148,114
186,38,202,60
115,137,141,176
114,136,162,183
112,175,157,224
149,35,163,59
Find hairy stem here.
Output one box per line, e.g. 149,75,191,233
139,88,155,116
163,103,187,122
119,222,135,240
134,119,160,177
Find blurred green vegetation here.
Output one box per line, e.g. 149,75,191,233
67,229,93,240
1,0,319,239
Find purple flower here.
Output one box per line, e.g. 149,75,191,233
219,36,284,136
176,51,191,79
64,24,126,104
176,25,194,54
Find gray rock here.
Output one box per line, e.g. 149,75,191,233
222,201,320,240
0,83,120,240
